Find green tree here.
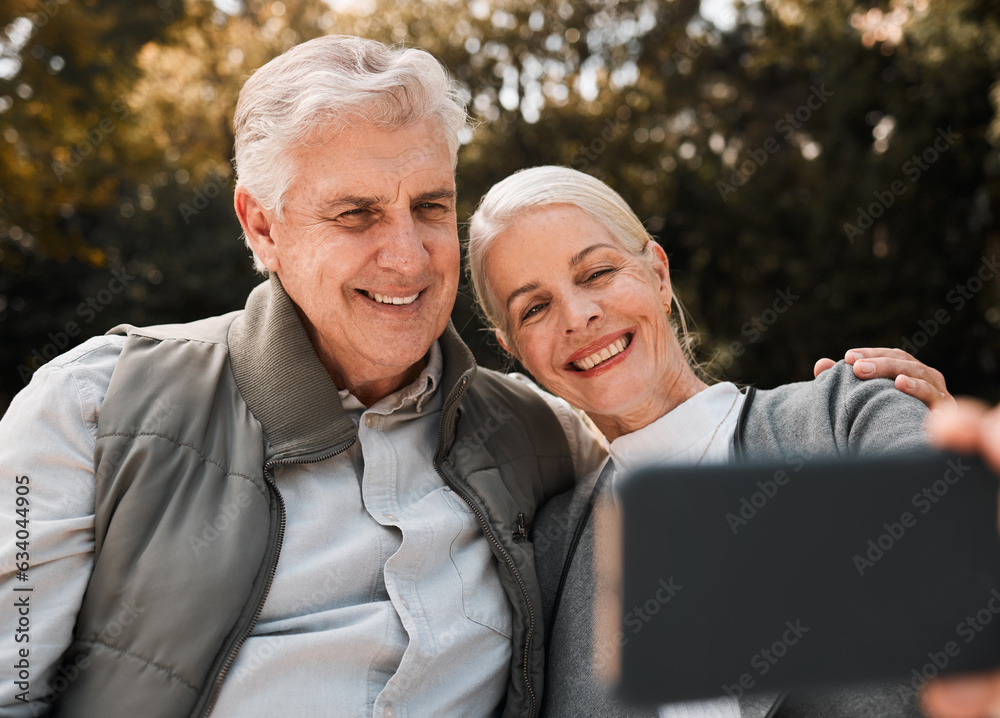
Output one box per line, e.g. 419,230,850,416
2,0,997,413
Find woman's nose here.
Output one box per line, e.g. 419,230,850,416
562,297,602,334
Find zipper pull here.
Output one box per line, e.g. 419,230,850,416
512,512,530,541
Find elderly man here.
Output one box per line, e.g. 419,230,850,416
0,35,600,718
0,33,976,718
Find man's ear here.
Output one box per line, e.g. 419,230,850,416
235,185,281,273
495,329,520,362
645,240,673,306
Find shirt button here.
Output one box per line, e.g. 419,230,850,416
364,415,374,428
383,513,398,523
399,596,409,610
384,706,395,718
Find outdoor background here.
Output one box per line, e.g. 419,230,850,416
1,0,998,414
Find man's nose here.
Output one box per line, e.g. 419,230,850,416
376,216,430,275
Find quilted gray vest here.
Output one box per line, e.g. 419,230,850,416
52,276,574,718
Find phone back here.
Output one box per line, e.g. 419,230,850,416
614,451,1000,705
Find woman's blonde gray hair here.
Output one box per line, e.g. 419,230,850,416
233,35,468,272
467,165,701,372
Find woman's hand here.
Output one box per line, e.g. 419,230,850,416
920,400,1000,718
813,347,955,411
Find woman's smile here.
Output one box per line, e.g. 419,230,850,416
565,330,634,373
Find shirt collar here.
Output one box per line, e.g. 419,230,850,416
340,341,442,415
608,382,742,474
227,274,474,460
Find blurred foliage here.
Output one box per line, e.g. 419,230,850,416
1,0,998,413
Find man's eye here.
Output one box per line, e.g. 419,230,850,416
335,208,377,228
416,202,449,216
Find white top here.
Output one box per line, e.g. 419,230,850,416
606,382,747,718
608,381,745,479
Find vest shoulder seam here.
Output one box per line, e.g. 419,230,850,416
128,333,229,347
96,431,266,500
77,638,200,694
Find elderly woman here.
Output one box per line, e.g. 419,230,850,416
467,165,974,718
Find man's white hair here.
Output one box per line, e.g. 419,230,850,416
233,35,468,273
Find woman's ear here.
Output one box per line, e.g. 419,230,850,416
645,240,673,306
495,329,520,361
235,186,281,273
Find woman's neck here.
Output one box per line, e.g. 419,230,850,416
589,362,709,441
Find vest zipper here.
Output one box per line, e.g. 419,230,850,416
432,375,540,718
512,512,530,541
199,436,358,717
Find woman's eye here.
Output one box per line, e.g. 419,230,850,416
586,268,615,281
522,303,547,321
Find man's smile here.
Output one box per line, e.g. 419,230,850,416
359,289,422,306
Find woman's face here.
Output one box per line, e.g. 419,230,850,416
487,204,681,426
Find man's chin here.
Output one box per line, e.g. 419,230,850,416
358,340,435,379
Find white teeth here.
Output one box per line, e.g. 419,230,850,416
365,291,420,306
572,334,632,371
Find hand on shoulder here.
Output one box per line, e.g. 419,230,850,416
814,347,954,411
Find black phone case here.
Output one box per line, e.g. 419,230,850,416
615,451,1000,704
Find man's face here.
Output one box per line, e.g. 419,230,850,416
245,119,460,401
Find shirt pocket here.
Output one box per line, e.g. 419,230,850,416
442,489,514,639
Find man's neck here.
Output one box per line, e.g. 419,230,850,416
295,303,429,407
338,359,427,408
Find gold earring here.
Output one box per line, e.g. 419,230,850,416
664,302,672,316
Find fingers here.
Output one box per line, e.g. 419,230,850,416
847,353,945,389
844,347,918,364
845,349,922,379
926,398,988,452
927,399,1000,474
813,358,836,378
922,672,1000,718
842,347,953,409
895,374,958,412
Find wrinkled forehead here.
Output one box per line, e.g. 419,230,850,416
492,204,629,261
486,205,621,286
285,118,456,199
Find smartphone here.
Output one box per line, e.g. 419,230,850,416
611,451,1000,705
